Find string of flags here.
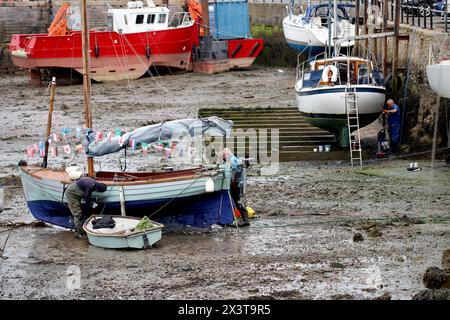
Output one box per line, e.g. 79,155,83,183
24,126,179,159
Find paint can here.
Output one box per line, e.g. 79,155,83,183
318,145,324,152
313,148,318,152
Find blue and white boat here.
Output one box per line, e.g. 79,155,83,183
20,163,235,231
282,1,355,56
20,117,237,231
295,56,386,146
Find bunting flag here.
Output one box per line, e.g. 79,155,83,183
26,146,35,157
61,127,71,136
38,141,45,157
130,139,136,151
53,133,60,142
164,148,171,158
114,128,121,137
50,146,58,157
63,144,71,155
75,143,83,154
33,144,40,152
95,131,103,142
141,142,149,155
118,136,124,147
107,131,113,144
76,127,82,138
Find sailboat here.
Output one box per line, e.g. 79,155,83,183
294,0,386,147
19,0,236,231
427,45,450,98
282,0,355,56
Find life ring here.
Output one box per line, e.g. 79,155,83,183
321,65,338,83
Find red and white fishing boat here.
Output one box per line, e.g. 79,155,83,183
9,1,197,82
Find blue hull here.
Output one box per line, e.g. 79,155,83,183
286,42,325,56
27,190,235,231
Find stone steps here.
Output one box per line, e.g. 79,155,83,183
198,107,348,162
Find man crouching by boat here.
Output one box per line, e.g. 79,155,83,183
222,148,250,227
66,177,107,238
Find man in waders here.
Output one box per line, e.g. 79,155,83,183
383,99,401,155
66,177,107,238
222,148,250,227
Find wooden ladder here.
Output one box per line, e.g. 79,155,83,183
345,84,362,166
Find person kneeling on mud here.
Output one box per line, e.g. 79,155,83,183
222,148,250,227
66,177,107,238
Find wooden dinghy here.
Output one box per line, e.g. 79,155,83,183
83,215,164,249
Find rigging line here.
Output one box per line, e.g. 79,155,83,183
100,8,171,111
248,214,450,231
363,146,450,165
101,0,173,95
147,173,211,218
119,33,170,110
120,36,174,112
121,33,174,96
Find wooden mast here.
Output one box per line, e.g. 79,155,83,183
81,0,94,177
42,77,56,168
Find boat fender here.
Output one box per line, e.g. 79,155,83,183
249,42,260,57
94,45,99,58
231,43,243,57
321,65,338,83
205,177,214,192
146,45,151,59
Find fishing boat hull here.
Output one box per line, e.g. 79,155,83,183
9,24,196,82
20,165,235,231
296,85,386,146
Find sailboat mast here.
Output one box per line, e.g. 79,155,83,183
327,0,332,58
81,0,94,177
333,0,337,56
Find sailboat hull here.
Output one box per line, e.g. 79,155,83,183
296,85,385,145
20,166,235,230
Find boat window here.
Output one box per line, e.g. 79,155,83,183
158,14,167,24
372,69,384,86
303,70,322,88
315,7,328,17
147,14,155,24
124,15,128,25
336,8,347,20
136,14,144,24
358,64,369,85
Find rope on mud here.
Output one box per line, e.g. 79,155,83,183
364,146,450,165
249,214,450,230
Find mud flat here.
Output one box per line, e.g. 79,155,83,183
0,68,449,299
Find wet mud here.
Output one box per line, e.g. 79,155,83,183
0,68,449,299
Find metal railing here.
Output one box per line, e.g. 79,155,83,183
396,1,449,32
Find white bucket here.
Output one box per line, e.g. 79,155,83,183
325,145,331,152
318,145,324,152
